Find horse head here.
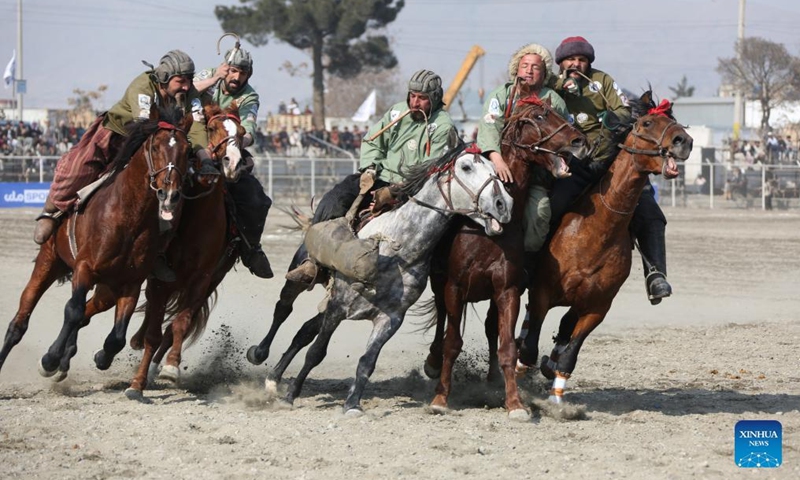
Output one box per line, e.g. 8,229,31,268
125,105,193,222
205,103,246,182
505,95,589,169
432,148,513,236
621,91,693,179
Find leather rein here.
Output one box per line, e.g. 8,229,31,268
145,121,188,195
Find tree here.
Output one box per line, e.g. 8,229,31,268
668,75,695,99
215,0,405,128
66,85,108,127
324,67,404,118
717,37,800,134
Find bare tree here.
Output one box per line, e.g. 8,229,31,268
718,37,800,134
325,68,404,118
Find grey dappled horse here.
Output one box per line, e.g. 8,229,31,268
268,146,513,415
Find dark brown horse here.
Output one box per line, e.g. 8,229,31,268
517,92,692,403
0,106,193,379
124,103,246,398
421,96,588,420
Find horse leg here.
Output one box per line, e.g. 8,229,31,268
0,247,67,373
126,301,166,400
430,295,464,414
246,277,309,365
159,309,192,384
284,313,339,405
495,289,528,420
93,286,141,371
547,310,607,404
484,300,501,383
540,308,579,380
341,313,403,416
423,288,447,379
266,313,323,390
39,264,93,377
518,287,552,373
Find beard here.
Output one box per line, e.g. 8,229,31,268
224,79,244,95
410,109,429,122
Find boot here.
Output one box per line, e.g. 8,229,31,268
242,245,274,279
152,254,176,283
636,222,671,305
33,197,63,245
285,259,318,285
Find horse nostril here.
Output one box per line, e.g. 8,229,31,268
673,135,685,146
169,190,180,204
156,189,167,201
572,138,584,147
496,198,506,213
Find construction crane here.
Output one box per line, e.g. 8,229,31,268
442,45,486,111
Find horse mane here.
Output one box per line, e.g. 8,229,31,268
113,105,186,170
398,141,468,197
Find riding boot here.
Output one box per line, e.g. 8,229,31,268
241,244,274,279
285,259,319,285
33,197,64,245
636,221,671,305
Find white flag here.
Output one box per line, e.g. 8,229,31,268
3,50,15,89
351,89,376,122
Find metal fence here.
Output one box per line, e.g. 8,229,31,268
2,155,799,210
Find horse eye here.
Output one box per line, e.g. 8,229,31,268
535,115,545,121
460,162,473,172
643,120,653,128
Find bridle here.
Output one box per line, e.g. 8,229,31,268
206,112,242,159
600,115,680,216
410,152,504,221
502,106,572,158
145,121,188,197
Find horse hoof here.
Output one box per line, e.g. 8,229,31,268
147,363,161,382
124,388,143,401
158,365,179,384
548,394,564,404
427,404,450,415
508,408,531,422
423,361,441,379
540,356,556,380
515,359,532,379
93,349,111,371
246,345,264,365
344,407,364,418
37,358,58,378
52,370,68,383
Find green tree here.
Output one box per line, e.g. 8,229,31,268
215,0,405,128
668,75,695,99
717,37,800,134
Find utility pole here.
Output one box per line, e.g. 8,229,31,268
732,0,745,140
16,0,23,121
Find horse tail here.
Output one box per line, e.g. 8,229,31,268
183,290,217,348
408,296,439,333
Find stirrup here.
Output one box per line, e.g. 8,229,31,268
242,247,274,279
646,270,671,305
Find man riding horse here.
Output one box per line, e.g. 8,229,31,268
478,43,571,258
33,50,213,281
285,69,460,284
548,36,677,305
193,46,274,279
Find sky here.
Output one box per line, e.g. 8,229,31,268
2,0,800,119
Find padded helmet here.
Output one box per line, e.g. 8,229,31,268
152,50,195,84
224,48,253,72
408,69,444,110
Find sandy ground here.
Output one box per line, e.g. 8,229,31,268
0,206,798,479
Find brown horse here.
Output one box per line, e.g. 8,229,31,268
517,91,692,403
0,105,193,378
124,103,247,398
421,96,588,420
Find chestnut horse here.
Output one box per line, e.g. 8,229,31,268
0,106,193,379
517,91,692,403
421,96,588,420
124,103,247,398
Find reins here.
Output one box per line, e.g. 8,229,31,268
145,121,188,193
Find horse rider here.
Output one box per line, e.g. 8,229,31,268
32,50,213,281
193,47,274,279
478,43,570,256
548,36,678,304
285,69,460,284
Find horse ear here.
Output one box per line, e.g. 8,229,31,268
543,97,552,107
180,110,193,133
149,104,159,121
517,82,533,98
640,90,653,107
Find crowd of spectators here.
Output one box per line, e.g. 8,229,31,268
0,119,86,157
